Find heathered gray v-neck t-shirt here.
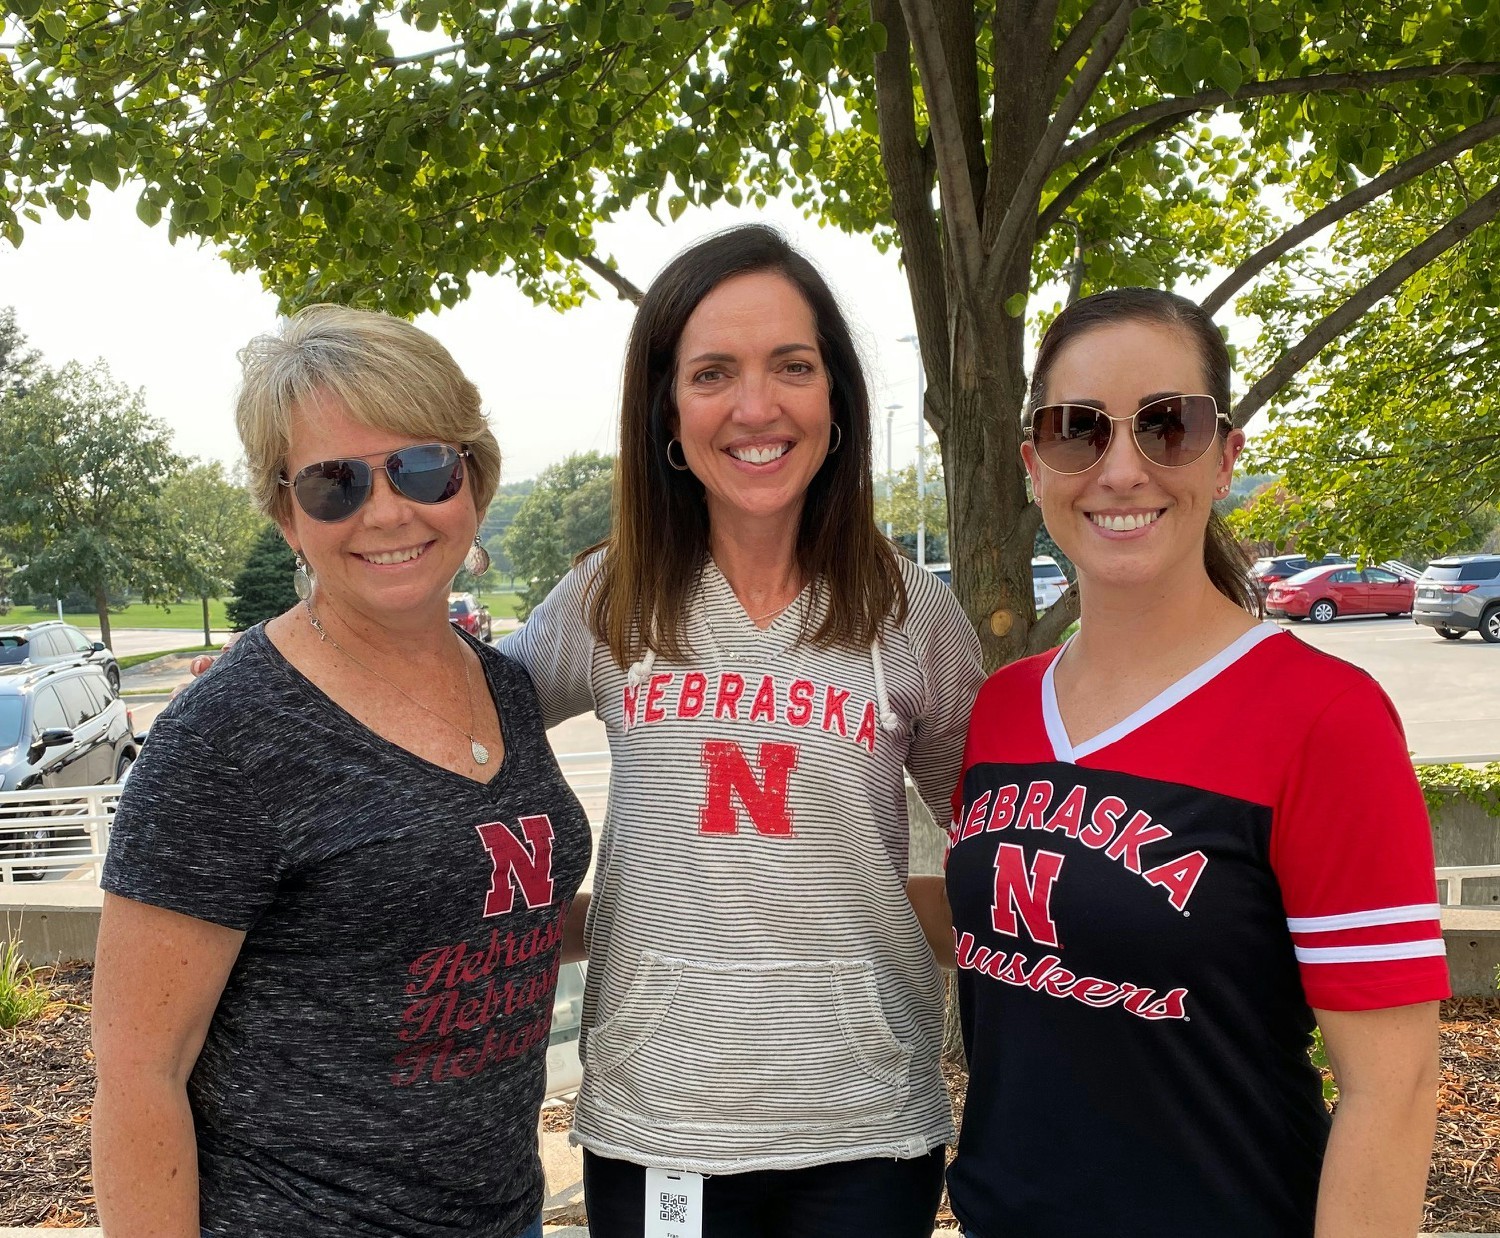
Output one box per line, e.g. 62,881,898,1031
102,623,591,1237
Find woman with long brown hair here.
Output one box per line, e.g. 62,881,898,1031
504,224,983,1237
946,288,1447,1237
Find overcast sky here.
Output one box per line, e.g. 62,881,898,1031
0,184,940,484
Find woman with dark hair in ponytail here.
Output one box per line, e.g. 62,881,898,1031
944,288,1447,1237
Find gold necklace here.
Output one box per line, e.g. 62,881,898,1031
304,599,490,765
748,601,793,624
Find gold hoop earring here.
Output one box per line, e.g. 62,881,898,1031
666,439,690,472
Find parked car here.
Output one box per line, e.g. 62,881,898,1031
1031,556,1070,611
0,620,122,692
925,559,1072,612
0,663,138,880
1411,554,1500,643
1265,564,1415,624
1250,553,1348,597
448,593,493,641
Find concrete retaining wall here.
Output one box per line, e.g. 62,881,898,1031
3,880,102,965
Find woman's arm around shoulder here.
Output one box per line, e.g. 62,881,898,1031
899,562,987,831
91,894,245,1238
498,554,603,729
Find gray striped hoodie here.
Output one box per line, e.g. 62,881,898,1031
502,551,985,1172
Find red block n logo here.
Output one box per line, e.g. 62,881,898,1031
699,740,800,836
475,814,556,917
992,844,1065,947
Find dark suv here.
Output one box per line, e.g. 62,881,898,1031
0,663,138,879
0,620,122,692
1412,554,1500,642
1250,554,1348,597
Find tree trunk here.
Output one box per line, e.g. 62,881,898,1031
201,595,211,648
94,584,111,651
945,300,1040,672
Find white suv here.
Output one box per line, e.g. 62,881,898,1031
924,558,1071,612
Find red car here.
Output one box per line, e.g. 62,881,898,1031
447,593,493,641
1265,564,1415,624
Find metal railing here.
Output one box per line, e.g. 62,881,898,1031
1436,866,1500,908
0,757,616,887
0,783,118,884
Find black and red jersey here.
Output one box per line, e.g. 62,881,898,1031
945,625,1449,1238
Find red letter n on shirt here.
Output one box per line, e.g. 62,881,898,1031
699,740,799,836
992,844,1065,948
476,815,556,917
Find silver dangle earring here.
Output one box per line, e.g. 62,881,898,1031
293,553,313,601
828,423,843,455
666,439,690,472
464,533,491,577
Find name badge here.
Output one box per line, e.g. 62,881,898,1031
644,1166,704,1238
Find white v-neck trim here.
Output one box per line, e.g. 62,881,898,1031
1042,622,1282,763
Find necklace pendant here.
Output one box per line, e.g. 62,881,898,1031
471,740,490,766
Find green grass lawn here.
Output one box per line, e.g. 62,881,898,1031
5,590,523,633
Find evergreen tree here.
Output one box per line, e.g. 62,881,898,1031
227,524,296,631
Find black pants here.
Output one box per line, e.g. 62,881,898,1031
582,1147,946,1238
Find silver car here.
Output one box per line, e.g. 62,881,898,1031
1411,554,1500,642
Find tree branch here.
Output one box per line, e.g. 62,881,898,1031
1028,572,1080,652
1036,110,1184,236
1232,178,1500,428
983,0,1138,294
872,0,951,419
898,0,984,283
1046,0,1131,101
1057,62,1500,171
577,250,644,304
1203,113,1500,315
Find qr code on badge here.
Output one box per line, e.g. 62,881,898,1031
658,1192,689,1223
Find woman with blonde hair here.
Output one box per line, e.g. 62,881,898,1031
504,225,984,1237
92,305,591,1238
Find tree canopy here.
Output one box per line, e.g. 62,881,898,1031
6,1,1499,662
504,450,613,617
228,521,298,630
0,358,192,647
163,460,266,644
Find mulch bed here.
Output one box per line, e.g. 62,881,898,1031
4,967,1498,1230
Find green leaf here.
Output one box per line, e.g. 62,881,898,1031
1211,52,1243,95
1004,292,1027,318
136,195,162,227
1149,28,1188,67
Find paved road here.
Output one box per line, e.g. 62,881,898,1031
1270,615,1499,762
119,617,1497,765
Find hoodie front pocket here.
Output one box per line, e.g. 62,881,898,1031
583,951,912,1134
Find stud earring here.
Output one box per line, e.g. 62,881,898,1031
293,553,313,601
464,533,491,577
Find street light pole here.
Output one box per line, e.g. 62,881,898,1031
882,404,899,539
899,334,927,566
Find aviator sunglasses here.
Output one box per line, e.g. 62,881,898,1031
1028,393,1229,475
280,443,470,522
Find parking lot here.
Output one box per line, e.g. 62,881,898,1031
1273,616,1499,761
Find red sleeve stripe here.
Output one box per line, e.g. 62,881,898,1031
1294,940,1447,964
1285,903,1440,933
